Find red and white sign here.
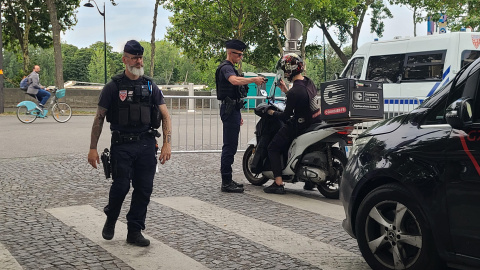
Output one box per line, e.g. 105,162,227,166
472,35,480,49
119,90,127,102
324,107,347,115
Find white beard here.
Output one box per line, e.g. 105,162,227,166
127,65,144,76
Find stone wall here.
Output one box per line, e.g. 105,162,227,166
3,88,214,109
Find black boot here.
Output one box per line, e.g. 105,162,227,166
303,181,315,191
221,182,244,193
232,180,244,188
102,217,117,240
127,231,150,247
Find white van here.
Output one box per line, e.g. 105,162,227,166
340,32,480,103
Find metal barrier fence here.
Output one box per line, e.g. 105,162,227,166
164,95,422,153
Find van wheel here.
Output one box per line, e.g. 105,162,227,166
242,145,268,186
317,148,346,199
355,184,446,270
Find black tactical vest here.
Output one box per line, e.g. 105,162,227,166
106,73,160,128
215,61,248,100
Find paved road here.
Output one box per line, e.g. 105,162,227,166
0,114,371,269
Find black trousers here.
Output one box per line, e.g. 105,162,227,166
220,104,241,185
267,125,298,178
105,136,157,231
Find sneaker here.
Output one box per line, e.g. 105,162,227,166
221,182,244,193
35,105,44,113
232,180,244,188
263,182,286,194
126,231,150,247
102,217,117,240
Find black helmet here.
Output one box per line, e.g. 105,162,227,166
276,53,304,80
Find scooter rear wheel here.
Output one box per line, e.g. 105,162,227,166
317,148,347,199
242,145,269,186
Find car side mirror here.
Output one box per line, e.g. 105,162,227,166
333,73,340,80
446,97,473,129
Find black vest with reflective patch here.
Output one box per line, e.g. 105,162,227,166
106,73,154,127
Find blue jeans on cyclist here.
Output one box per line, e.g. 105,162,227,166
36,88,51,107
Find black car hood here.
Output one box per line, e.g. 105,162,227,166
360,114,408,137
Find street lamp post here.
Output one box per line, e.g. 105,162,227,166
84,0,107,84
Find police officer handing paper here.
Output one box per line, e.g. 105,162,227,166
87,40,172,247
216,39,265,193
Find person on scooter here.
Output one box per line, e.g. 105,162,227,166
263,53,322,194
26,65,50,112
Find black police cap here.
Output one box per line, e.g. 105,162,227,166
124,40,144,55
225,39,246,51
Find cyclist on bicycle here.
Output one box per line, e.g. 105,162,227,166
26,65,50,112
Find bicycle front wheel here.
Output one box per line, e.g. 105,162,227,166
51,103,72,123
17,105,37,123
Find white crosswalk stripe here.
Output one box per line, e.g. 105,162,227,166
152,197,369,270
46,205,209,270
246,187,346,220
0,242,22,270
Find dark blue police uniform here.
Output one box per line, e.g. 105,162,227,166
99,72,164,232
215,39,248,193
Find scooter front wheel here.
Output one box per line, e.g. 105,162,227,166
317,148,347,199
17,105,38,123
242,145,269,186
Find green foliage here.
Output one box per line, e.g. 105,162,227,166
304,43,350,85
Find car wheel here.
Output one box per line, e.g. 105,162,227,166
355,183,445,270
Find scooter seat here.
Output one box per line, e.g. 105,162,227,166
304,121,354,132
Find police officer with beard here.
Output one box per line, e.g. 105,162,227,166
87,40,172,246
216,39,265,193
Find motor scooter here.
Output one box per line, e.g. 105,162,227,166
242,75,354,199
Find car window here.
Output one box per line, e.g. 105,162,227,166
422,81,465,125
341,57,364,79
366,54,405,83
461,50,480,68
422,68,480,125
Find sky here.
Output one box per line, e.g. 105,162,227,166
62,0,428,53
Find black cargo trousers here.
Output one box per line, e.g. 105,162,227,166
104,135,157,232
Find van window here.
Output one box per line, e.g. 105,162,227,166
341,57,364,79
366,54,404,83
403,51,445,81
461,50,480,68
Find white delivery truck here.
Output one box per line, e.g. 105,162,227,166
339,32,480,108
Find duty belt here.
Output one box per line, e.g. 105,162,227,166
221,99,241,104
111,130,159,145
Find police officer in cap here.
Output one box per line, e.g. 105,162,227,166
215,39,265,193
87,40,172,246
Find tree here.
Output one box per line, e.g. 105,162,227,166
165,0,280,72
316,0,391,64
2,0,79,74
425,0,480,31
150,0,163,77
389,0,427,37
88,44,110,83
45,0,64,88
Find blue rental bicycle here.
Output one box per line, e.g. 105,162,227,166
16,88,72,124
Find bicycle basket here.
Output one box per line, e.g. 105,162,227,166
56,89,66,99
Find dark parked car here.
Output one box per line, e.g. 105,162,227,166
341,57,480,270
